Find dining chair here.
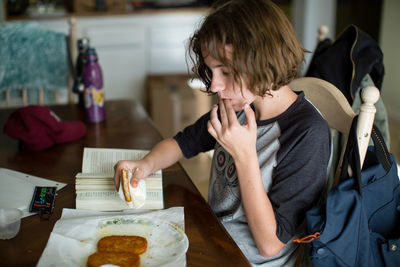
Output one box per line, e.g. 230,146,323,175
0,17,77,108
289,77,380,189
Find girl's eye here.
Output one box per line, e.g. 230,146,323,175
222,71,230,76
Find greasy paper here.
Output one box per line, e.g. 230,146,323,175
37,207,186,267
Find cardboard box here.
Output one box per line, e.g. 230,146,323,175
147,74,215,138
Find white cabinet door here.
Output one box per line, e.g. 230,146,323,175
149,25,194,74
98,48,146,103
37,19,69,34
147,12,205,74
83,24,147,103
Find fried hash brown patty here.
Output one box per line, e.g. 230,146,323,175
87,251,139,267
97,235,148,255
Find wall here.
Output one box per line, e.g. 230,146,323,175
380,0,400,119
291,0,336,76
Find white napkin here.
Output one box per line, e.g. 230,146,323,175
118,170,146,209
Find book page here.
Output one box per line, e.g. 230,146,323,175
82,147,150,175
75,172,161,179
77,147,164,210
76,177,162,191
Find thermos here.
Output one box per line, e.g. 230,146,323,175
83,47,106,123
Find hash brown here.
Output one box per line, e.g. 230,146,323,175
97,235,147,255
87,251,140,267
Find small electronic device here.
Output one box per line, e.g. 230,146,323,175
29,186,57,219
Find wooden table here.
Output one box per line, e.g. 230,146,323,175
0,100,250,267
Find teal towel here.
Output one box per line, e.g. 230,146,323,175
0,22,68,104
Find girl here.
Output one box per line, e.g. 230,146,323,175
114,1,331,265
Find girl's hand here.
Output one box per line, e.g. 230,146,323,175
207,99,257,160
113,160,151,190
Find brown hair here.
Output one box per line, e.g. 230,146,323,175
188,0,306,96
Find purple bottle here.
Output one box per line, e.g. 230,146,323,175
83,48,106,123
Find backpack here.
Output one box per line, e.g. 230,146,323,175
295,116,400,266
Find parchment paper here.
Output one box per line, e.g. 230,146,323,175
37,207,186,267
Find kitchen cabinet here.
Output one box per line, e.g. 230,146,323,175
36,10,206,106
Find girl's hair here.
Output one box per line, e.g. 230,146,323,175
188,0,306,96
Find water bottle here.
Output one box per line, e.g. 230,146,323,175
83,47,106,123
73,38,90,107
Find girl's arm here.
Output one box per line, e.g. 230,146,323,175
113,138,183,190
207,99,284,257
234,151,285,257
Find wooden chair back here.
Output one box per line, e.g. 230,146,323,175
289,77,380,184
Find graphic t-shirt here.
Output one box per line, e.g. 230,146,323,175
174,92,331,266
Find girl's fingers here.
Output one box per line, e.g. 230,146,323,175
130,167,141,188
207,120,217,139
209,104,222,134
224,99,238,126
219,99,228,129
244,103,257,130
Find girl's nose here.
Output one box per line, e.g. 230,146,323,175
210,78,224,93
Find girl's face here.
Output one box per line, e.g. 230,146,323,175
203,49,255,111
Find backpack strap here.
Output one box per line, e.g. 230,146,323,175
340,116,362,194
340,116,392,195
370,124,392,172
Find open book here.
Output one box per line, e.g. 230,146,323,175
75,147,164,211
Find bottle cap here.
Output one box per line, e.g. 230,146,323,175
78,38,90,50
86,48,97,55
85,48,98,62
